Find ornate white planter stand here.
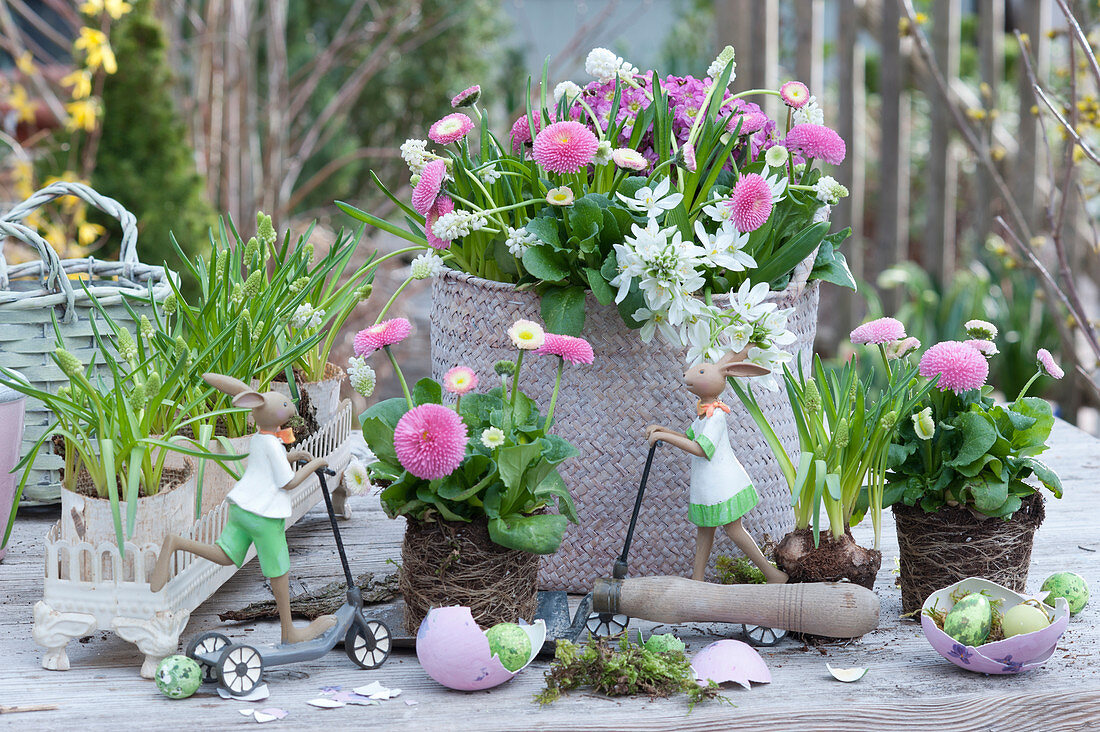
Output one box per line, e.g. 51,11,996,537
34,402,356,677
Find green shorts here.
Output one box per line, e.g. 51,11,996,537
216,503,290,578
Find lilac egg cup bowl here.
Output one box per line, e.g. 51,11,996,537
921,577,1069,674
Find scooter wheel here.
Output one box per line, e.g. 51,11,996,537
216,644,264,696
185,631,230,684
345,619,391,669
740,624,787,647
585,611,630,638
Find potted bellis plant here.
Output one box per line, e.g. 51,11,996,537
356,315,588,631
885,320,1064,613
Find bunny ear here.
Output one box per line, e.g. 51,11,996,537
203,372,251,396
718,347,752,366
232,391,266,409
721,361,771,378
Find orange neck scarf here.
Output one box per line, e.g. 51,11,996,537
260,427,296,445
696,400,731,419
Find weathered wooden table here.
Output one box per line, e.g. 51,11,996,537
1,421,1098,731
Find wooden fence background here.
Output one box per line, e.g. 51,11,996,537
716,0,1055,346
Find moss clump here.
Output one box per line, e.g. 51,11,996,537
535,636,723,707
715,555,767,585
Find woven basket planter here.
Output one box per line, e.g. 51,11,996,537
0,182,174,505
893,494,1045,614
431,262,818,592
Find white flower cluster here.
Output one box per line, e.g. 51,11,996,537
813,175,849,204
792,96,824,125
610,216,794,390
585,47,638,83
594,140,613,166
290,302,323,330
479,166,502,184
505,225,538,256
707,45,737,85
410,251,444,280
431,209,487,241
400,138,428,175
554,80,583,104
347,356,377,397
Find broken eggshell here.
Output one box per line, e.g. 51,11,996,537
416,606,546,691
690,639,771,689
921,577,1069,674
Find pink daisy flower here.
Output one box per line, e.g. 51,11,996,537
429,113,475,145
784,123,846,165
353,318,412,356
537,333,594,365
1037,348,1064,379
780,81,810,108
885,336,922,360
682,141,697,172
411,159,447,215
611,148,648,171
510,113,543,151
393,403,468,480
728,173,773,232
425,195,454,250
850,317,906,345
729,111,767,135
919,341,990,394
532,120,599,174
443,365,479,394
965,339,999,357
451,84,481,108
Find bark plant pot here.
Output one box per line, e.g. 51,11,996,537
893,493,1046,614
60,459,195,583
400,517,540,634
431,265,819,591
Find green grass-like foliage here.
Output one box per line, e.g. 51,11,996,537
535,636,722,707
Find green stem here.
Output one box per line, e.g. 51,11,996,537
374,277,414,325
385,346,414,410
455,394,462,414
878,344,894,384
1014,370,1042,402
545,357,565,428
510,350,524,414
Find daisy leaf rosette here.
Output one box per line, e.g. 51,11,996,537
883,331,1064,518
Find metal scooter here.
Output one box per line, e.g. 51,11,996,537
584,441,789,646
186,467,392,696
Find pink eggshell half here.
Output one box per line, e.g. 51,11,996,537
920,577,1070,675
691,639,771,689
416,607,516,690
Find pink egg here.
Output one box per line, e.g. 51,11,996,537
691,639,772,689
415,606,546,691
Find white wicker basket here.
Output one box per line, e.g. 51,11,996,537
0,182,175,504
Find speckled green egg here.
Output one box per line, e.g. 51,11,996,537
1041,572,1089,615
154,655,202,699
644,633,686,654
943,593,992,647
485,623,531,672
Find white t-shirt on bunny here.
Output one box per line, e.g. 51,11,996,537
225,433,294,519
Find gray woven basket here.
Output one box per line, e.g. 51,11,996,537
431,261,819,592
0,182,174,505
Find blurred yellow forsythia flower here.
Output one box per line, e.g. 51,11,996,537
73,28,117,75
7,85,37,123
79,0,133,20
15,51,36,76
60,69,93,100
65,99,99,132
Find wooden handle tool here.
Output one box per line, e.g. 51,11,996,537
593,576,880,638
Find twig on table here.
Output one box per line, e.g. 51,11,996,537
0,704,58,714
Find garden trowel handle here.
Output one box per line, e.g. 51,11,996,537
593,576,880,638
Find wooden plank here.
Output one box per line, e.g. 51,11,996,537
927,0,960,285
835,0,866,332
976,0,1005,256
794,0,824,99
0,421,1098,729
1013,0,1049,231
875,0,910,311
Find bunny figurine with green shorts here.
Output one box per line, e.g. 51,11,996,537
150,373,336,645
646,349,789,585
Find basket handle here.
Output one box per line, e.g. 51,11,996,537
0,220,77,320
1,181,140,274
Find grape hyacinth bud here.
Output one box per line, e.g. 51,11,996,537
55,349,83,380
803,377,821,413
257,211,276,247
